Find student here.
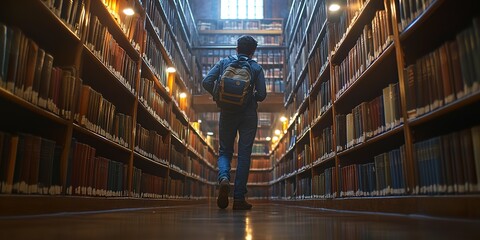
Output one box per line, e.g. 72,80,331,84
202,35,266,210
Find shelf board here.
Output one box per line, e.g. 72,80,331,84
199,29,282,35
72,123,131,154
336,124,404,158
133,151,169,170
271,195,480,219
0,87,70,127
408,91,480,128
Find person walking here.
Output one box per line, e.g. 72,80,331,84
202,35,266,210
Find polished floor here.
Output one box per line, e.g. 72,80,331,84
1,202,480,240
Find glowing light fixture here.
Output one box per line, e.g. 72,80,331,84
272,136,279,142
198,120,202,123
274,129,281,135
266,136,272,141
329,3,341,12
123,8,135,16
280,116,288,122
166,67,176,73
179,92,187,99
207,132,214,136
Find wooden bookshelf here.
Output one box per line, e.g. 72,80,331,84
0,0,217,210
270,0,480,218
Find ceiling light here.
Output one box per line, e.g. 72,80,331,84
207,132,214,136
280,116,287,122
274,129,281,135
179,92,187,99
123,8,135,16
166,67,176,73
266,136,272,141
329,3,341,12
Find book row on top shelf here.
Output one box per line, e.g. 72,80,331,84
271,0,480,200
197,19,283,31
0,0,217,199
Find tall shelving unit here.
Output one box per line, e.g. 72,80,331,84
270,0,480,217
0,0,217,212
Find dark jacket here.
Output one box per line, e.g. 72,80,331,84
202,54,267,115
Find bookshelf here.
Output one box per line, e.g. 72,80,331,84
270,0,480,217
0,0,217,210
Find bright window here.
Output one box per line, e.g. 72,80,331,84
221,0,264,19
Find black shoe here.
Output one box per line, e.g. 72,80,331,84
232,200,252,210
217,179,230,209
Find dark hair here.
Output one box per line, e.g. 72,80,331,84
237,35,258,56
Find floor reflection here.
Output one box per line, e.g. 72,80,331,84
0,203,479,239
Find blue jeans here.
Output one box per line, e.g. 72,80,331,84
217,111,257,200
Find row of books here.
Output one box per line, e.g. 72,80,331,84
396,0,435,32
296,144,312,170
133,170,166,198
414,126,480,194
232,157,271,170
199,49,284,66
197,19,282,31
310,79,332,124
335,83,402,151
134,124,169,164
405,18,480,118
84,15,137,94
185,179,208,198
291,43,308,86
199,35,283,46
0,24,78,120
287,7,307,68
170,144,188,173
0,132,61,195
76,83,133,148
296,177,312,199
333,10,394,98
284,0,304,36
171,112,187,141
311,125,334,164
143,0,190,86
67,140,127,196
330,0,368,50
312,167,337,198
295,108,309,140
264,67,284,79
138,78,169,125
252,143,270,154
101,0,144,51
307,34,329,86
295,74,310,108
188,130,207,159
144,30,169,87
247,172,271,183
265,78,285,93
169,178,185,197
339,146,406,197
274,154,296,180
189,157,215,182
42,0,86,37
306,0,327,51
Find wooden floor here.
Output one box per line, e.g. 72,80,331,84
1,202,479,239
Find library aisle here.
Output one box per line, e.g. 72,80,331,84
1,203,479,239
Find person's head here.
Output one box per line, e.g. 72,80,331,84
236,35,258,57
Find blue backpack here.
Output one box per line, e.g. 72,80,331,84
213,55,253,112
